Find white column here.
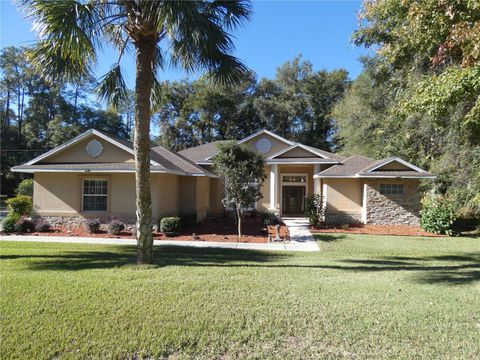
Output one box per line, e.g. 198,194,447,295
313,164,321,194
362,183,368,224
270,164,278,210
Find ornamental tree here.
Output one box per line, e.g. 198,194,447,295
213,142,266,237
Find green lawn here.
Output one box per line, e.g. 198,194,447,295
1,235,479,359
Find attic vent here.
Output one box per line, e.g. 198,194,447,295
86,139,104,158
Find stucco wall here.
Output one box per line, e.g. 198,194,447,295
196,177,211,220
244,133,290,158
152,174,179,220
324,178,363,223
33,173,81,215
209,178,225,215
257,165,271,211
43,135,134,163
276,147,316,158
365,179,420,225
178,176,197,215
33,172,187,227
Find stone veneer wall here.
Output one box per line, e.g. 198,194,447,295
33,215,137,231
365,179,420,225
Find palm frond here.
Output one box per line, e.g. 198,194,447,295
21,0,104,81
96,64,128,110
166,0,251,85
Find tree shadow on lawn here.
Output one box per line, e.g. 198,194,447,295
2,246,290,272
3,245,479,285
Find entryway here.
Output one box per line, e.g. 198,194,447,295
282,186,306,215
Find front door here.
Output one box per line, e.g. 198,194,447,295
282,186,306,215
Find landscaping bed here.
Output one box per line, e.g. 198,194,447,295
310,223,441,237
9,217,289,244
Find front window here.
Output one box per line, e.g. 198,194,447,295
380,183,404,195
282,175,306,183
82,179,108,212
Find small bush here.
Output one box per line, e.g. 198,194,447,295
35,219,52,232
108,220,125,235
16,179,34,196
181,214,197,229
420,196,456,235
1,214,20,233
305,193,324,227
84,218,101,234
160,217,181,234
259,210,279,226
6,195,33,216
15,217,35,233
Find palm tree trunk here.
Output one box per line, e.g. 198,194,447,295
134,39,155,264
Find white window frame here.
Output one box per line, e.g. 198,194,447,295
379,183,404,196
81,178,109,212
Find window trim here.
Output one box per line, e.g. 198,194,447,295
81,177,109,213
379,183,404,196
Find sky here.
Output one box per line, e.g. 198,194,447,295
0,0,372,87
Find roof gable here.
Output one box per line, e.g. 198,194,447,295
269,144,330,160
26,130,159,166
361,157,425,173
237,129,294,146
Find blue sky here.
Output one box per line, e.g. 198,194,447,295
1,0,372,87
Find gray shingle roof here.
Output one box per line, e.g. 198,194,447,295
267,157,339,164
317,155,376,176
177,140,229,162
316,155,434,178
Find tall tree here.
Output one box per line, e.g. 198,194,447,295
23,0,251,263
335,1,480,215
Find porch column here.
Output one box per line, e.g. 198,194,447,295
313,164,321,194
270,164,278,210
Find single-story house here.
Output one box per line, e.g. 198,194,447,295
12,129,434,228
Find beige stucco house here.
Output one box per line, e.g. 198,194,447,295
12,129,434,228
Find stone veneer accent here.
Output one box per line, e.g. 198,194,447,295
33,215,137,231
325,212,362,224
365,179,420,226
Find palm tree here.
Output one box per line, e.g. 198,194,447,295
22,0,251,263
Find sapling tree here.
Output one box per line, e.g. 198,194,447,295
213,142,266,237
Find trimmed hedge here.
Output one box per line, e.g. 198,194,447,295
84,218,101,234
6,195,32,216
15,217,35,233
1,214,20,233
108,220,125,235
160,217,181,235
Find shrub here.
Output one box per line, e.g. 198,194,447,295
6,195,33,216
181,214,197,229
35,219,52,232
305,193,324,227
84,218,101,234
259,210,279,226
16,179,33,196
15,217,36,233
108,219,125,235
1,214,20,233
420,196,456,235
160,217,181,234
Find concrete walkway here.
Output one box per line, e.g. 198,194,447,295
0,234,319,252
282,217,319,251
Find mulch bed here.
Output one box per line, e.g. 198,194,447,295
310,224,442,237
14,217,289,244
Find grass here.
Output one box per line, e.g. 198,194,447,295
1,234,479,359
